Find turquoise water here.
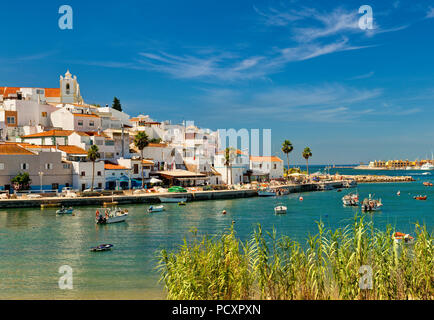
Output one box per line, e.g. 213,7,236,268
0,167,433,299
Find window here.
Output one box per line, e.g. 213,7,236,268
66,83,70,94
259,164,262,169
97,171,101,176
41,112,47,117
45,163,53,170
274,164,277,169
78,120,83,126
52,183,59,191
6,116,15,124
133,164,139,174
81,184,85,191
97,183,102,189
21,163,29,170
81,171,85,176
96,140,103,145
0,163,4,170
89,121,94,127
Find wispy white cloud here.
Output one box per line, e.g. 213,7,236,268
349,71,375,80
0,51,58,63
198,84,383,123
426,7,434,18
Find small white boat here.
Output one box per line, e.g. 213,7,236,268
343,180,357,188
361,196,383,212
148,205,164,213
421,172,431,176
342,193,359,206
392,232,414,244
96,207,128,224
274,205,287,214
258,188,276,197
420,163,434,170
158,197,187,203
56,207,74,214
317,182,334,191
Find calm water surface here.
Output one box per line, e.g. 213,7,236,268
0,168,433,299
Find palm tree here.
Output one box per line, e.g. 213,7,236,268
134,131,150,189
281,140,293,178
224,147,235,185
87,145,100,191
302,147,312,176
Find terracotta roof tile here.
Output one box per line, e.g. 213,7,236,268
44,88,60,97
21,130,75,138
0,143,35,155
57,145,87,155
250,156,283,162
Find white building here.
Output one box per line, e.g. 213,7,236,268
71,160,105,191
50,108,101,132
250,156,284,180
214,149,250,185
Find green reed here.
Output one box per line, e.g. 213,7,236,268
156,215,433,300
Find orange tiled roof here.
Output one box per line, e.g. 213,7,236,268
0,87,21,97
57,145,87,155
44,88,60,97
250,156,283,162
72,113,99,118
104,163,127,170
0,143,35,155
21,130,75,138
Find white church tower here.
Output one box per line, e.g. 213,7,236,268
60,70,83,104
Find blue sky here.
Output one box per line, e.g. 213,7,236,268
1,0,434,164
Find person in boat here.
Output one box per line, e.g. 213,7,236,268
222,210,227,215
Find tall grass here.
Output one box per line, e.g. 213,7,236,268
156,216,433,300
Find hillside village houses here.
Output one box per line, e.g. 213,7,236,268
0,70,283,193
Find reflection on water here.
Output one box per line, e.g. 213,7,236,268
0,168,433,299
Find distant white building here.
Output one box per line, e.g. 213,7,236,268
214,149,250,185
71,160,105,191
250,156,284,180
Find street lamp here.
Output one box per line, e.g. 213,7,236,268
38,171,44,193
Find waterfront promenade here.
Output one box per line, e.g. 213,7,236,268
0,174,415,209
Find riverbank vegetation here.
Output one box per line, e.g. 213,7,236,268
157,215,433,300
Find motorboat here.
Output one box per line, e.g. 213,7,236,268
342,193,359,206
420,163,434,170
159,197,187,203
392,232,414,244
421,172,431,176
361,195,383,212
56,206,74,214
342,180,357,188
258,188,276,197
274,205,287,214
178,201,187,206
316,182,334,191
90,244,114,252
95,207,128,224
148,205,165,213
423,182,433,186
414,195,427,200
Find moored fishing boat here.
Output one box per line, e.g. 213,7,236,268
414,195,427,200
392,232,414,244
56,206,74,215
342,193,359,206
274,205,287,214
423,182,433,186
90,244,114,252
148,205,165,213
361,195,383,212
258,188,276,197
95,207,128,224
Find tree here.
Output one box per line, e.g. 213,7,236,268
281,140,293,179
11,172,31,191
134,131,150,189
87,145,100,191
112,97,122,112
302,147,312,176
224,147,235,185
